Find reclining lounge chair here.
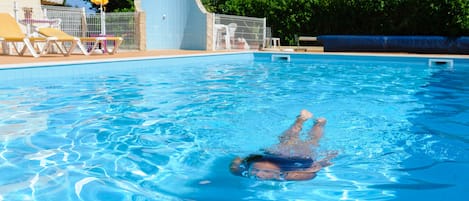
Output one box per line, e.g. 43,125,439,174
0,13,53,58
37,27,89,56
38,28,123,55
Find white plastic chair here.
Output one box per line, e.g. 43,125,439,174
214,24,230,49
227,23,237,46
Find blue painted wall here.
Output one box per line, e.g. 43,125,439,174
141,0,207,50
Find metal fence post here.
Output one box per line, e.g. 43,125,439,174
81,7,87,37
137,11,146,51
263,17,266,49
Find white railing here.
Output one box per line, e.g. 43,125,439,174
42,5,139,50
42,5,84,37
41,7,266,51
85,12,139,50
213,14,266,50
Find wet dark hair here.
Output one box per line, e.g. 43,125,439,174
231,154,314,177
229,154,263,176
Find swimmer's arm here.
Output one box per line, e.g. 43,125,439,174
282,152,338,181
282,161,325,181
307,151,338,170
282,171,317,181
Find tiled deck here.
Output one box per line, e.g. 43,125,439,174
0,45,328,67
1,48,467,68
0,50,215,66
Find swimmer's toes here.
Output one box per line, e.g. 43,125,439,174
315,118,327,126
299,109,313,120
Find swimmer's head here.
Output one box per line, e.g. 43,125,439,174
230,154,315,179
248,160,281,180
229,154,283,180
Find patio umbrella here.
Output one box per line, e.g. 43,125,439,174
91,0,109,35
41,0,65,5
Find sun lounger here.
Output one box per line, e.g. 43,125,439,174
80,36,123,55
0,13,54,58
39,27,123,55
37,27,89,56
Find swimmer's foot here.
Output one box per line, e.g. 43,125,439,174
298,109,313,121
287,109,312,138
314,117,327,127
307,117,327,146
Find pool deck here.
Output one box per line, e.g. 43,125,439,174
1,48,468,68
0,50,213,66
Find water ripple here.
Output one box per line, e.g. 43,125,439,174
0,58,467,200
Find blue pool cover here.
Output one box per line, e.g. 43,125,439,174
317,35,469,54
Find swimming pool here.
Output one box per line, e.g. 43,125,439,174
0,53,467,201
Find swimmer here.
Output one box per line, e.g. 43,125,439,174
229,109,337,181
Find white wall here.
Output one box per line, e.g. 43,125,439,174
138,0,208,50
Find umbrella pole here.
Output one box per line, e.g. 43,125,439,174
100,4,106,35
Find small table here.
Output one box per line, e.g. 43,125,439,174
271,38,280,48
87,34,116,54
19,18,61,36
265,37,280,48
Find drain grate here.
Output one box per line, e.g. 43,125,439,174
428,59,453,69
271,54,290,62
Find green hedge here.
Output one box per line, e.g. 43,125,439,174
203,0,469,45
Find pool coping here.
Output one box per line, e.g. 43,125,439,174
0,50,468,70
0,51,253,69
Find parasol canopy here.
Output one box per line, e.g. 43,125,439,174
91,0,109,6
41,0,65,5
90,0,109,35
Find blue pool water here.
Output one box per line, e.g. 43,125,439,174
0,53,467,201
